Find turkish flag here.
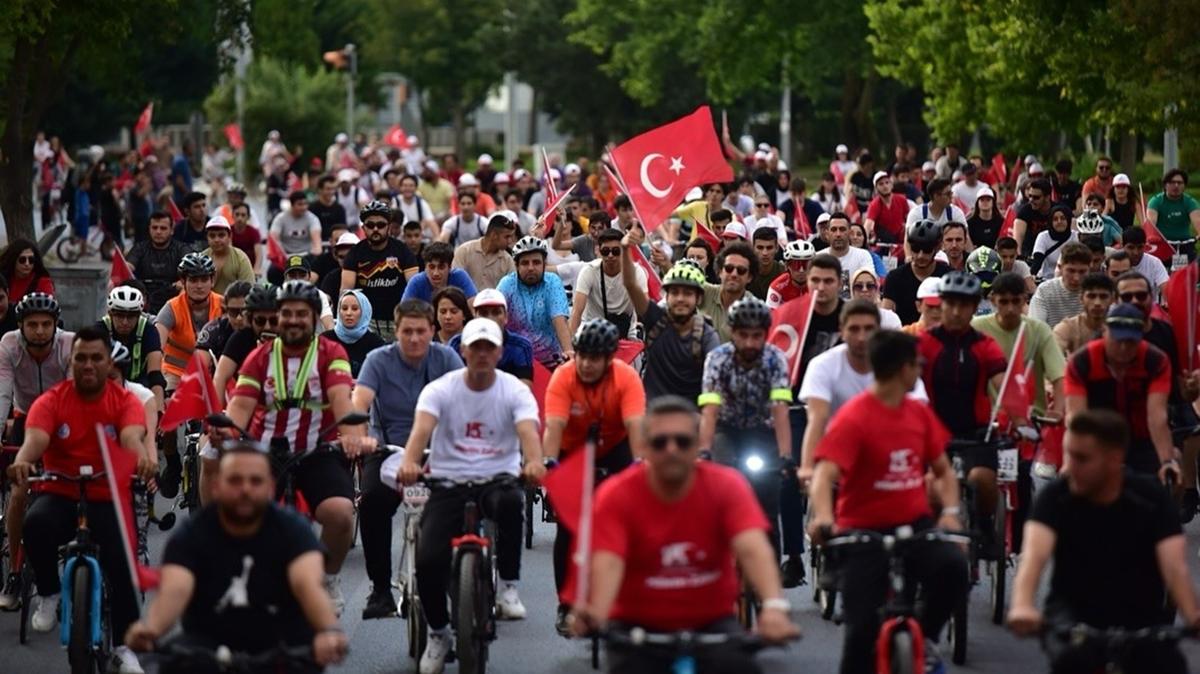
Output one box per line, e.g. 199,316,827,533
629,245,662,302
109,247,134,289
223,123,244,150
531,359,552,427
1141,222,1176,264
266,234,287,271
166,197,184,223
385,125,409,149
997,205,1017,240
542,434,599,606
134,102,153,136
537,183,577,226
1166,261,1199,371
96,425,160,592
692,220,721,254
768,293,815,386
995,322,1033,425
614,339,644,364
987,153,1008,186
160,352,219,432
608,106,733,231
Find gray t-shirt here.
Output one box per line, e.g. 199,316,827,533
1029,277,1082,330
570,234,596,262
156,299,210,337
356,342,464,445
639,302,720,402
269,210,321,255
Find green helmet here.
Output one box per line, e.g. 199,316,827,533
966,246,1001,289
661,262,706,290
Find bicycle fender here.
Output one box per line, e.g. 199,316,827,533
60,555,104,648
874,616,924,674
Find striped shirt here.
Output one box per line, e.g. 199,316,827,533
1029,278,1082,330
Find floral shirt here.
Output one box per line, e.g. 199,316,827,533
699,343,792,430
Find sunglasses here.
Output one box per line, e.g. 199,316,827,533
910,244,937,254
1119,291,1149,302
648,433,696,452
755,203,770,208
599,247,622,258
226,308,245,318
723,264,749,276
17,256,34,264
252,315,280,327
853,282,878,292
787,260,808,270
362,220,389,230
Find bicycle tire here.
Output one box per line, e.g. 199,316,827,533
406,589,427,660
949,595,968,664
523,486,534,550
18,562,34,644
56,238,82,264
990,495,1008,626
889,628,914,674
350,463,361,549
68,563,94,674
454,552,487,674
184,451,200,516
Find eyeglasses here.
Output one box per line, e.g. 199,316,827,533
853,282,878,292
723,264,749,276
362,220,389,230
648,433,696,452
16,256,33,264
1097,164,1112,171
1119,291,1149,302
755,203,770,208
599,247,622,258
252,315,279,327
226,308,245,318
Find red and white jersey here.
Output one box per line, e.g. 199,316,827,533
766,272,807,309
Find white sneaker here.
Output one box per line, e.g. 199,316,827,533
496,582,526,620
31,593,58,632
113,645,145,674
418,628,451,674
324,574,345,618
0,572,21,610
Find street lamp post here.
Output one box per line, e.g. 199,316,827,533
345,43,357,138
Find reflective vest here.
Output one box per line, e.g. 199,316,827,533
102,314,151,381
162,292,221,377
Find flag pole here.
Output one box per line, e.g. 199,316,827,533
96,424,146,611
985,321,1025,442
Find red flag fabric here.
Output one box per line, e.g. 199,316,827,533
541,147,559,205
134,103,154,135
543,449,586,536
608,106,733,231
537,183,578,226
160,353,219,432
998,205,1017,240
998,323,1032,423
614,339,644,364
1141,221,1176,264
1166,261,1199,371
793,203,812,240
266,234,287,270
692,220,721,254
109,247,134,288
96,425,160,592
768,293,815,387
989,153,1008,186
166,198,184,223
844,195,862,224
223,124,244,151
629,245,662,302
384,125,409,149
531,360,552,427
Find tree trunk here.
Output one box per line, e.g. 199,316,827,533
1119,131,1138,177
885,84,902,148
1,35,37,242
839,69,862,150
854,70,878,154
452,104,466,161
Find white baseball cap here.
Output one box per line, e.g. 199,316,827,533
407,135,419,145
462,317,504,346
458,173,479,187
977,186,995,200
423,159,439,171
835,143,849,155
205,215,231,230
917,277,943,304
336,168,358,183
757,142,771,152
815,212,832,227
494,171,510,184
722,222,748,239
473,288,507,309
1113,173,1131,187
754,150,770,161
335,232,360,247
268,130,281,140
777,160,788,171
685,186,702,201
564,163,581,175
1029,162,1045,175
477,153,494,165
512,168,530,181
335,132,349,144
872,170,890,185
1024,154,1038,166
548,168,562,181
921,161,936,172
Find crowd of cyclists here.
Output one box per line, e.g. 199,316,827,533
1,133,1200,674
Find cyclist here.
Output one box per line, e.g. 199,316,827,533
340,199,420,342
194,279,253,362
701,241,759,343
351,300,464,619
110,342,159,443
498,235,573,367
396,317,546,674
698,295,792,556
1008,410,1199,674
1052,273,1115,355
157,252,222,391
124,442,348,672
569,395,799,673
917,271,1010,557
543,319,646,635
766,239,815,309
225,280,375,617
126,211,189,314
7,326,154,674
100,284,167,407
0,292,75,610
882,219,950,326
809,329,967,674
447,289,534,384
965,245,1002,316
901,277,944,335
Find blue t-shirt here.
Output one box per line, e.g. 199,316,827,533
496,271,570,366
448,328,534,381
171,154,193,204
400,268,478,303
356,342,463,445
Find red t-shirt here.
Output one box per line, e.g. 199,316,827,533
229,224,262,268
866,194,911,243
592,462,768,630
814,391,949,529
26,379,145,501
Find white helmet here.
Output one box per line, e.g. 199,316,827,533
511,235,549,260
1076,208,1105,235
107,286,145,313
783,239,816,261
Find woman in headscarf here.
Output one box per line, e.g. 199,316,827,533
323,289,385,377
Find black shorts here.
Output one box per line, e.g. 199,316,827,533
291,451,354,510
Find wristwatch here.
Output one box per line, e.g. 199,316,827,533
762,598,792,613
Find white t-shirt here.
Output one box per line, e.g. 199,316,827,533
392,195,435,226
951,181,988,212
830,246,876,278
1006,259,1033,279
269,211,320,255
124,381,154,405
441,213,488,245
417,369,539,481
745,214,788,246
1032,231,1079,277
905,202,967,230
574,260,648,331
1133,252,1170,289
798,343,928,417
880,307,902,330
336,185,369,226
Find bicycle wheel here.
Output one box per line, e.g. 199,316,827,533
949,595,968,665
454,552,487,674
184,451,200,516
406,588,427,660
889,628,915,674
18,561,34,644
523,486,534,550
68,563,94,674
990,495,1008,625
350,463,361,549
56,238,82,264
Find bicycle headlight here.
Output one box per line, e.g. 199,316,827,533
744,454,765,473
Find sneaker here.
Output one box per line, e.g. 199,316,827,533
324,574,345,618
158,455,182,499
362,585,397,620
1181,489,1199,524
113,645,145,674
495,582,526,620
419,628,451,674
555,603,571,638
31,593,58,632
0,572,21,611
923,638,946,674
781,556,807,588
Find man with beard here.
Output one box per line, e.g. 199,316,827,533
100,285,166,408
174,191,210,252
227,281,376,617
124,445,348,672
864,171,914,244
341,200,420,342
621,228,720,401
569,228,645,338
157,253,222,392
127,211,189,314
824,213,875,287
882,219,951,325
497,236,573,367
699,241,758,343
452,212,518,291
8,327,153,674
194,280,253,363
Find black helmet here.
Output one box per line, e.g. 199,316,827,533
939,270,982,299
15,292,60,321
178,252,215,278
360,199,391,221
245,283,278,312
572,319,619,355
728,295,773,330
275,280,322,315
907,219,942,248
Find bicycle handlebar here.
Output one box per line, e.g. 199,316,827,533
27,469,108,484
152,642,318,670
1043,622,1198,644
598,626,793,652
822,527,972,552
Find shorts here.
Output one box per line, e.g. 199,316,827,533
289,450,354,509
947,438,1000,474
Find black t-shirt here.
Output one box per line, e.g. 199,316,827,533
1112,200,1136,231
848,172,874,211
308,200,346,241
342,240,420,318
883,261,951,325
195,316,235,359
796,300,844,391
1015,203,1051,256
1143,318,1182,403
1052,177,1082,211
321,329,386,378
319,268,342,302
173,220,209,253
1032,472,1180,628
163,504,323,651
309,251,341,282
126,240,189,314
0,310,16,338
967,213,1003,250
222,327,266,365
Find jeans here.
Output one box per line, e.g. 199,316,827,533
605,617,761,674
713,426,780,557
416,479,524,630
553,440,633,596
359,450,402,588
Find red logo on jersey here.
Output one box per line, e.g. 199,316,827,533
465,422,484,439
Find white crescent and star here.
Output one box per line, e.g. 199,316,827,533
639,153,685,198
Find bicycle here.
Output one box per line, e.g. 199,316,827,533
1039,621,1198,674
130,478,175,572
1165,238,1196,272
392,446,431,662
0,444,38,645
27,466,114,674
55,228,116,264
179,422,203,516
596,623,793,674
152,640,319,673
822,526,971,674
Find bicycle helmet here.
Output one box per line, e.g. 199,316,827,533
966,246,1002,289
245,283,278,312
511,235,549,260
360,199,392,221
107,286,145,313
661,262,707,291
783,239,816,261
572,319,620,355
15,292,60,321
939,270,983,300
275,280,322,315
178,252,215,278
1076,208,1105,235
727,295,773,330
111,341,131,366
907,219,942,248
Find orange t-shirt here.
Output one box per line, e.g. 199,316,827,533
545,359,645,457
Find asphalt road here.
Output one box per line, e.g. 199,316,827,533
4,490,1200,674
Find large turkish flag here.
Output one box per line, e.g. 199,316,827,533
609,106,733,231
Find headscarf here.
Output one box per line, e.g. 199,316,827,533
333,289,372,343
